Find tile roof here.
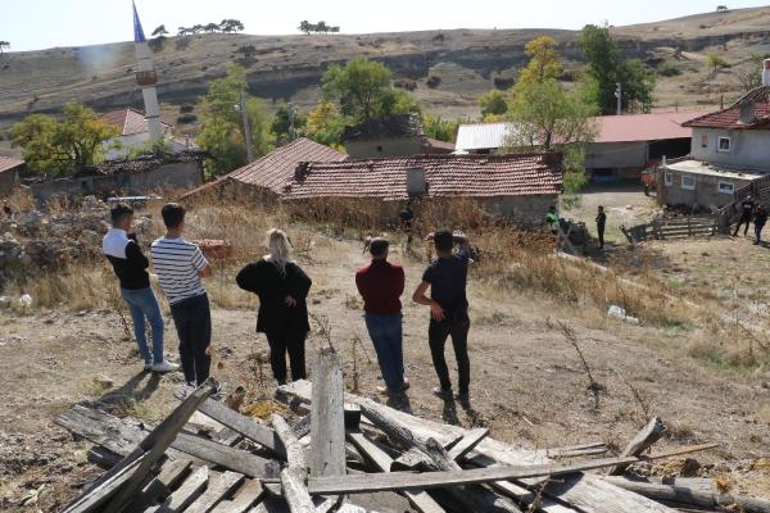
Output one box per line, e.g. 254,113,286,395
682,98,770,130
283,153,563,201
103,108,172,137
75,151,207,177
343,114,425,142
0,155,24,174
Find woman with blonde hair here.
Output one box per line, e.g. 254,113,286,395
236,229,312,384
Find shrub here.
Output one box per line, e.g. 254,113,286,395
394,78,417,91
493,76,515,90
177,113,198,124
426,75,441,88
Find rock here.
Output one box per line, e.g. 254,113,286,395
93,376,114,389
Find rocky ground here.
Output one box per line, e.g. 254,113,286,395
1,220,770,511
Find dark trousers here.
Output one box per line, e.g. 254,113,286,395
735,214,752,236
597,224,606,249
428,317,470,394
266,326,307,383
756,223,766,244
170,294,212,386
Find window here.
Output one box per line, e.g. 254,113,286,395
681,175,696,191
701,134,708,148
718,136,731,153
664,172,673,186
718,182,735,195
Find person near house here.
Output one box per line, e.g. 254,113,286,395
355,238,409,396
412,230,472,404
545,206,559,234
236,229,312,385
734,195,757,237
151,203,213,389
754,204,768,245
399,203,415,250
596,206,607,250
103,204,178,373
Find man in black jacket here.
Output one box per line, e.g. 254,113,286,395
103,205,178,373
734,195,757,237
754,204,768,245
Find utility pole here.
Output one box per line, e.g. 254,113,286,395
615,82,622,116
240,89,254,163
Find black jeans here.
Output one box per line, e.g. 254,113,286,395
266,326,307,383
428,316,470,394
170,294,212,386
597,224,606,249
735,214,752,236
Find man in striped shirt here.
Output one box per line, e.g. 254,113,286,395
151,203,213,389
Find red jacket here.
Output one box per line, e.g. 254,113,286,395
355,259,405,315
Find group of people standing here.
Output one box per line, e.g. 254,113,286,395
733,195,768,245
103,203,473,403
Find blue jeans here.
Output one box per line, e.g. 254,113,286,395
364,313,404,392
121,287,165,365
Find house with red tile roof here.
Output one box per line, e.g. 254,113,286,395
660,78,770,211
0,156,24,195
179,137,347,201
102,108,191,161
281,152,563,226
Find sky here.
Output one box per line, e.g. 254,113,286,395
2,0,769,52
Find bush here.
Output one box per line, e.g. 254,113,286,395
426,75,441,88
394,78,417,91
177,113,198,124
179,104,195,114
493,76,515,90
657,61,682,77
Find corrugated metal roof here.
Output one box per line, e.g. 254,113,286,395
594,111,706,143
455,123,517,151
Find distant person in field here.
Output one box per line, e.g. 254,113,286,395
151,203,213,391
734,195,757,237
754,204,768,245
355,238,409,396
399,202,415,250
413,230,472,405
103,205,178,373
596,206,607,250
236,229,312,385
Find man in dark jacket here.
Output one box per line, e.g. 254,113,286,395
103,205,178,373
356,238,408,396
413,230,472,405
754,204,768,245
734,195,757,237
596,206,607,250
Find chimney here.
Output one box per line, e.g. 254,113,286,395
739,98,756,124
406,168,426,196
763,59,770,87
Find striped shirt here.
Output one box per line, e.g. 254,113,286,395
151,237,208,305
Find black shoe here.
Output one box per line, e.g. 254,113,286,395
432,386,453,400
455,392,470,406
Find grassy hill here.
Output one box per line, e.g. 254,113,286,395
2,6,770,135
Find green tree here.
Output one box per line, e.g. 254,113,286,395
299,21,312,34
151,25,168,37
306,102,345,148
0,41,9,54
579,24,656,114
517,36,563,86
479,89,509,119
705,53,729,77
422,115,458,142
204,23,220,33
271,104,307,143
322,57,413,122
197,65,271,176
12,103,120,176
734,53,770,92
219,19,244,33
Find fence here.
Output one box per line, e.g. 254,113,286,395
716,174,770,232
621,215,720,244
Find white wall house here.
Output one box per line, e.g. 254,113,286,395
102,108,190,161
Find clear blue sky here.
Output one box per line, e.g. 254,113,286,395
2,0,769,52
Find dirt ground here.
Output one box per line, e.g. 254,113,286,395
2,233,770,512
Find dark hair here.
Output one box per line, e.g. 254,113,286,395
433,229,454,252
369,237,389,257
161,202,186,229
110,204,133,225
598,205,604,210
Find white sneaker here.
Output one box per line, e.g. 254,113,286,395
144,361,153,370
151,360,180,373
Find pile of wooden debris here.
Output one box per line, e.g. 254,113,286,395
55,349,770,513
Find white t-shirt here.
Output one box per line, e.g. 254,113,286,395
151,237,208,305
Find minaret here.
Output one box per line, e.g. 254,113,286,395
132,1,164,142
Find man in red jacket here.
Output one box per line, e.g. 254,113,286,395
355,238,409,395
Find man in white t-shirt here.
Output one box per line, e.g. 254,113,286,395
151,203,213,389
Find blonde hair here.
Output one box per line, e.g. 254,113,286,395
265,228,293,274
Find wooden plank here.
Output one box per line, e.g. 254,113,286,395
158,465,210,513
185,471,245,513
278,380,681,513
208,479,265,513
609,417,666,475
172,431,278,479
346,431,445,513
126,459,194,513
490,481,578,513
189,395,284,458
271,415,315,513
601,477,770,513
309,349,346,478
446,428,489,462
60,454,147,513
307,444,719,495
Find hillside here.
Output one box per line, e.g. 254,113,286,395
2,6,770,133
